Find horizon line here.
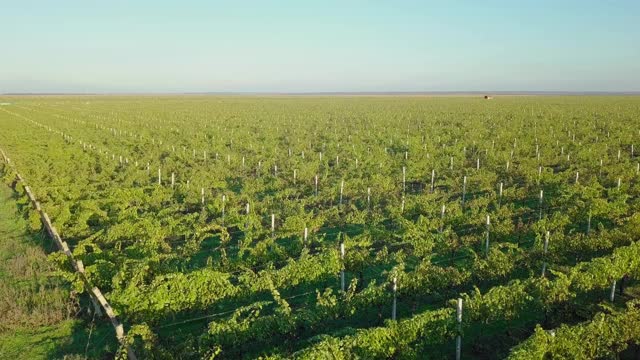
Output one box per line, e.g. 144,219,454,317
3,90,640,96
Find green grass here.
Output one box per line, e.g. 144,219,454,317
1,320,84,359
0,317,118,359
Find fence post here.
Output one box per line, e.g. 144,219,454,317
610,280,617,302
391,276,397,321
340,243,346,292
430,169,435,193
485,215,490,256
462,176,468,206
456,298,463,360
402,166,406,193
539,190,544,220
542,231,550,277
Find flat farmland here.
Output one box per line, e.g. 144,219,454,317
1,95,640,359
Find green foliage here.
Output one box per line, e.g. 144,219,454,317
509,300,640,359
2,96,640,358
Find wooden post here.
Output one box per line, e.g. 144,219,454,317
367,187,371,208
158,168,161,185
221,195,226,222
575,171,579,184
245,203,250,229
402,166,406,193
201,188,205,205
391,276,397,321
340,243,346,292
498,182,503,206
430,169,435,193
304,227,308,242
538,166,542,183
271,214,275,235
610,280,617,302
599,159,604,177
293,169,297,184
617,177,622,190
456,298,463,360
476,158,480,170
539,190,544,220
440,204,446,233
339,180,344,205
587,212,592,234
542,231,549,277
485,215,490,256
171,172,175,189
462,176,467,207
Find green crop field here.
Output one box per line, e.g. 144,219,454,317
1,95,640,359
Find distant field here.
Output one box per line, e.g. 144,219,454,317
1,95,640,359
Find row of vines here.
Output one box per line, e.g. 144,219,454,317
0,95,639,358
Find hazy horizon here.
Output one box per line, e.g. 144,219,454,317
2,0,639,94
3,91,640,96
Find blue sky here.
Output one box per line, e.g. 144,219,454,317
1,0,639,93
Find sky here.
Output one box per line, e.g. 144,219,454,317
1,0,639,93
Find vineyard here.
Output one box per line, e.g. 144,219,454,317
1,95,640,359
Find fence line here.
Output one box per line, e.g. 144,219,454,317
0,147,136,360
